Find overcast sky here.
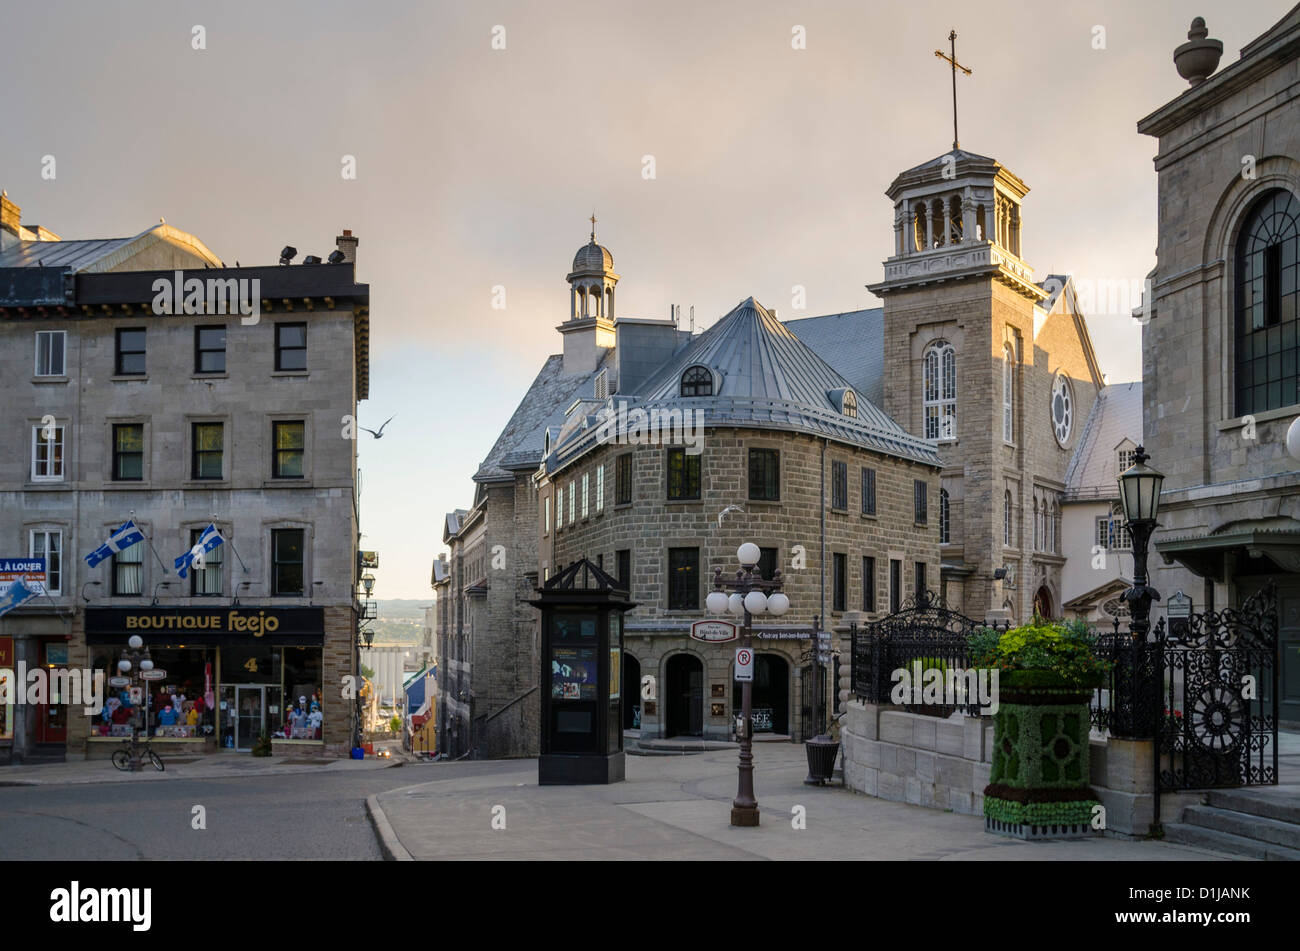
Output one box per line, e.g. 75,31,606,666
3,1,1285,598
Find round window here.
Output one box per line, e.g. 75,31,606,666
1051,373,1073,445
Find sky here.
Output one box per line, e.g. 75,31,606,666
2,0,1287,598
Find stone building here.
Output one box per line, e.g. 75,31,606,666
1137,9,1300,724
0,192,369,762
1060,382,1143,622
537,291,942,741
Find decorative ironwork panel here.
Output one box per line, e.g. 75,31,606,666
850,590,996,717
1156,584,1279,791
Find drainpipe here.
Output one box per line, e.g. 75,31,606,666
816,438,827,740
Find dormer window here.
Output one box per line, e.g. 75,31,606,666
843,390,857,418
680,365,713,397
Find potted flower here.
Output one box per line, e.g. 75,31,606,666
968,617,1110,838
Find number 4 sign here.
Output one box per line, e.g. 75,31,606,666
735,647,754,682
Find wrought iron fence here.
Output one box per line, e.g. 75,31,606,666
850,591,1004,718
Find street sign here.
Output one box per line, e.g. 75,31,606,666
140,669,168,681
691,620,738,643
735,647,754,682
752,627,817,640
108,676,130,688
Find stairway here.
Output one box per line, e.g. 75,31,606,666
1164,788,1300,860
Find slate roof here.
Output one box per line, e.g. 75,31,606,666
0,236,137,270
549,296,939,470
1064,381,1143,498
782,308,884,407
473,353,608,482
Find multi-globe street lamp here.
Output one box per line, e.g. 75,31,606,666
116,634,154,771
708,542,790,827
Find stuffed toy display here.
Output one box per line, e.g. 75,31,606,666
185,705,199,727
308,701,323,738
158,705,178,726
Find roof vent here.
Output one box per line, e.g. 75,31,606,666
595,369,608,400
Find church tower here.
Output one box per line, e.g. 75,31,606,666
558,216,618,375
868,149,1053,622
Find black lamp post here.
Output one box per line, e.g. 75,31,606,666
354,572,376,752
708,543,791,828
116,634,154,771
1117,445,1165,640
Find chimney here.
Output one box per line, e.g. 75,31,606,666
0,192,21,250
335,229,359,265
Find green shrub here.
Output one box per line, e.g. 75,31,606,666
968,616,1109,686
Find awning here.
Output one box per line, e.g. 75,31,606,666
1156,518,1300,580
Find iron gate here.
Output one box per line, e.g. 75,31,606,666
1156,583,1279,791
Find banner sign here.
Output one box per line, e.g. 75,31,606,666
85,607,325,645
0,558,46,597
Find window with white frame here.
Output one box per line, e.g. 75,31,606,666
581,472,590,518
29,529,63,595
544,497,551,533
1095,509,1132,550
35,331,66,376
923,341,956,440
555,487,563,528
595,465,604,511
1002,343,1015,443
31,424,64,481
1117,447,1136,473
568,480,576,524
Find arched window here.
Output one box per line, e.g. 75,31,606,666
680,365,713,397
1033,496,1040,551
939,488,950,545
842,390,857,418
948,195,963,244
1051,373,1074,446
1004,490,1013,546
1002,344,1015,443
930,198,945,247
923,341,956,440
1235,189,1300,415
914,202,928,251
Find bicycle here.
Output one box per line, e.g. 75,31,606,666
111,735,164,772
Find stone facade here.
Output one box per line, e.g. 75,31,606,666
1136,11,1300,723
0,209,368,762
870,152,1105,625
542,429,940,741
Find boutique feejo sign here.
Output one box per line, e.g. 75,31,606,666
85,607,324,645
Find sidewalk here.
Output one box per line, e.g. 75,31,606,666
0,750,401,787
369,743,1233,861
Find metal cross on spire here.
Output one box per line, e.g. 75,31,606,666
934,29,972,151
590,212,597,242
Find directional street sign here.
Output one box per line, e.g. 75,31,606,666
691,620,738,643
734,647,754,682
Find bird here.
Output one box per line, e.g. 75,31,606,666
360,415,396,439
716,504,745,529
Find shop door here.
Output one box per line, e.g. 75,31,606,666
665,654,703,737
36,641,68,743
235,686,264,752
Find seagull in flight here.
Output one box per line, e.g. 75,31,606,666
716,504,745,529
360,415,396,439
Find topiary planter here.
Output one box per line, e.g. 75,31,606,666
983,671,1103,839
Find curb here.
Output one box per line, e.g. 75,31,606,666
0,758,403,788
366,793,413,861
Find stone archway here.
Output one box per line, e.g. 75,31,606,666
664,653,704,737
1033,585,1054,620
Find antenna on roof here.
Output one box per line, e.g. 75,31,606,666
689,306,695,334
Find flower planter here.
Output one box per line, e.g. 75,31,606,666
983,671,1103,840
804,738,840,786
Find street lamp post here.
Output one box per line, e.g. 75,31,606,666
355,572,376,753
116,634,154,772
1117,445,1165,641
708,542,791,828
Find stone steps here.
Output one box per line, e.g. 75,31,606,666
1162,822,1300,860
1163,789,1300,860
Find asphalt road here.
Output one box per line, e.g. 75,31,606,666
0,765,468,860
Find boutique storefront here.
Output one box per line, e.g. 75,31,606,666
81,606,328,757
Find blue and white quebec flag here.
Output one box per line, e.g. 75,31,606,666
0,579,38,618
175,523,224,579
84,519,146,568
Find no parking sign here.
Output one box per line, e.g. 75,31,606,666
735,647,754,682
